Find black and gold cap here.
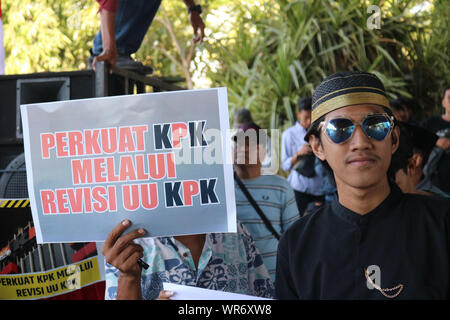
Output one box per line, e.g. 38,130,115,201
305,71,394,141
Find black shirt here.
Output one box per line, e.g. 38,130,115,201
275,185,450,299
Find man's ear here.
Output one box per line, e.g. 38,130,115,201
391,126,400,154
407,153,423,176
411,153,423,169
309,135,325,161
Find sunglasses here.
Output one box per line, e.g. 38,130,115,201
319,113,394,144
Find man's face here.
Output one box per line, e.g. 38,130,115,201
297,110,311,129
310,104,399,190
233,136,265,166
442,89,450,112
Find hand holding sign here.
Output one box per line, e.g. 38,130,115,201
102,220,146,280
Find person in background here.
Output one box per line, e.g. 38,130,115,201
390,122,450,200
276,71,450,299
281,97,325,216
315,157,337,201
421,86,450,193
233,108,275,173
390,98,411,123
233,122,298,283
102,220,275,300
233,108,254,129
91,0,205,72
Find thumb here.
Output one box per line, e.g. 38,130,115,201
158,290,174,300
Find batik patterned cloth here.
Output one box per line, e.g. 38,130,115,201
104,222,275,300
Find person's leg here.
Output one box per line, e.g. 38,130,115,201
115,0,162,56
92,0,162,57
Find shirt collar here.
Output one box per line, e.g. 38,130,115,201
160,234,216,262
295,121,307,132
331,183,403,226
160,233,218,249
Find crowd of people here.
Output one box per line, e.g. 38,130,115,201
91,1,450,301
101,71,450,300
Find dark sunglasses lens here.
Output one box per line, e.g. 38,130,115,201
363,115,391,141
326,118,355,143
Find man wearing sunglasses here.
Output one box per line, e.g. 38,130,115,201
275,71,450,299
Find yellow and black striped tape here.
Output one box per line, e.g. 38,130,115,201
0,199,30,209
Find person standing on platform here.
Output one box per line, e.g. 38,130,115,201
91,0,205,72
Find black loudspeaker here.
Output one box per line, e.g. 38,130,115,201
0,70,96,183
0,153,32,250
0,66,180,260
0,153,28,199
0,70,95,145
16,77,70,140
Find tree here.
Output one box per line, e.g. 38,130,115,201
2,0,98,74
1,0,448,121
204,0,449,130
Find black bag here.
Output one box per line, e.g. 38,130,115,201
293,153,316,177
234,172,280,240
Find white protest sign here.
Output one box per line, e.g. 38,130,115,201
21,88,236,243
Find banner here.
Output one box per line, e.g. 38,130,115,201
0,256,103,300
0,245,11,262
21,88,236,243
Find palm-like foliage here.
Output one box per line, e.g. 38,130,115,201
205,0,449,131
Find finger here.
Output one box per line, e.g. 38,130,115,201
157,290,174,300
119,250,145,272
109,61,115,74
112,228,146,253
103,220,132,253
115,243,143,265
92,57,97,72
192,26,200,43
106,242,143,270
195,24,205,43
199,25,205,43
108,57,117,74
92,53,110,72
114,243,143,265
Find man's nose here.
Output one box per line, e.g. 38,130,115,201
349,125,372,150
